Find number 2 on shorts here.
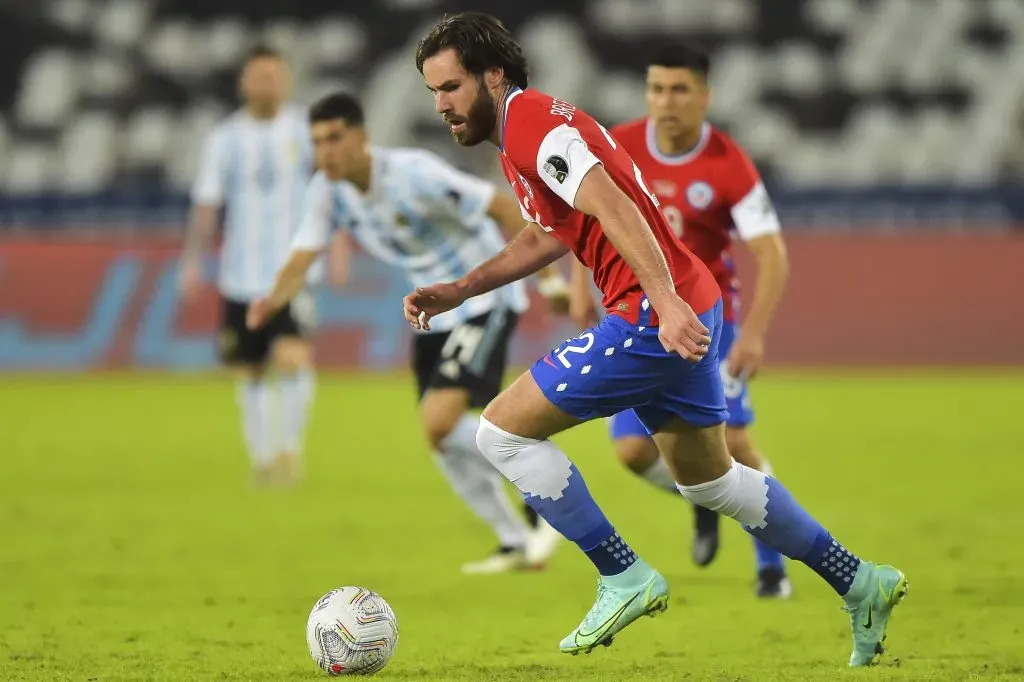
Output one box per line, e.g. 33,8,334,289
556,332,595,368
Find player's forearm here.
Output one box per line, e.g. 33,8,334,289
267,251,318,310
742,236,790,338
328,231,352,283
597,202,678,309
457,223,568,299
183,205,218,263
329,231,350,262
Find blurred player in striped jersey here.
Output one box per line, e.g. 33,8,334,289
569,44,793,597
179,46,341,485
248,92,567,574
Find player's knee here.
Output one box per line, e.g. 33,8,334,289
419,395,467,452
475,417,514,465
237,364,264,383
615,437,660,475
420,401,463,450
725,427,762,469
421,405,458,450
476,417,571,497
675,459,767,526
655,419,732,485
271,338,311,374
424,419,456,452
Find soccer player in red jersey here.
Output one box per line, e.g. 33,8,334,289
405,12,907,664
569,44,793,597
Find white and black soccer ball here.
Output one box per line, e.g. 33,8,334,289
306,587,399,676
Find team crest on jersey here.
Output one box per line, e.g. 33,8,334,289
543,155,569,184
686,181,714,210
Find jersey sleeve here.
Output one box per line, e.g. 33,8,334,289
190,127,227,205
290,172,336,252
411,152,497,225
533,124,602,208
725,146,781,241
517,200,533,222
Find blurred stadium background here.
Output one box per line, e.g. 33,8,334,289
1,0,1022,369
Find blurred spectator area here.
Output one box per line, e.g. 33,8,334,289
1,0,1023,226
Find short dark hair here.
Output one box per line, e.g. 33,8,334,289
243,44,283,66
415,12,529,90
647,43,710,78
309,92,364,127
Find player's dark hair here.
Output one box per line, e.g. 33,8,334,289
242,43,283,66
309,92,365,127
648,43,710,78
415,12,529,90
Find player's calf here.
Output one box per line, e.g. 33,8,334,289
724,427,789,595
655,418,905,662
478,414,668,651
235,365,277,482
422,388,532,561
270,337,315,481
611,424,720,567
477,374,667,650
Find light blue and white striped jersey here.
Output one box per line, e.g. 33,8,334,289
291,147,529,333
191,103,320,301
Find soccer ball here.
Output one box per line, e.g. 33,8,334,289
306,586,399,676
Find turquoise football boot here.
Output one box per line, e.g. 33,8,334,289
843,562,909,666
559,561,669,655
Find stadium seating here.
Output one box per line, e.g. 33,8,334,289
0,0,1021,202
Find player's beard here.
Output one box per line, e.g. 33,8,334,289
450,81,497,147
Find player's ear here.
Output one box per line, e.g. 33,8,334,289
484,67,504,90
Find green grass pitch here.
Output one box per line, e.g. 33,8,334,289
2,370,1023,681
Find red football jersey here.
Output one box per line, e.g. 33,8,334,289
497,89,720,325
609,119,781,323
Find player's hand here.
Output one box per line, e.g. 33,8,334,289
246,297,275,330
403,282,466,331
544,291,571,316
726,332,765,380
537,272,570,316
568,290,599,328
178,259,203,303
655,296,711,362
